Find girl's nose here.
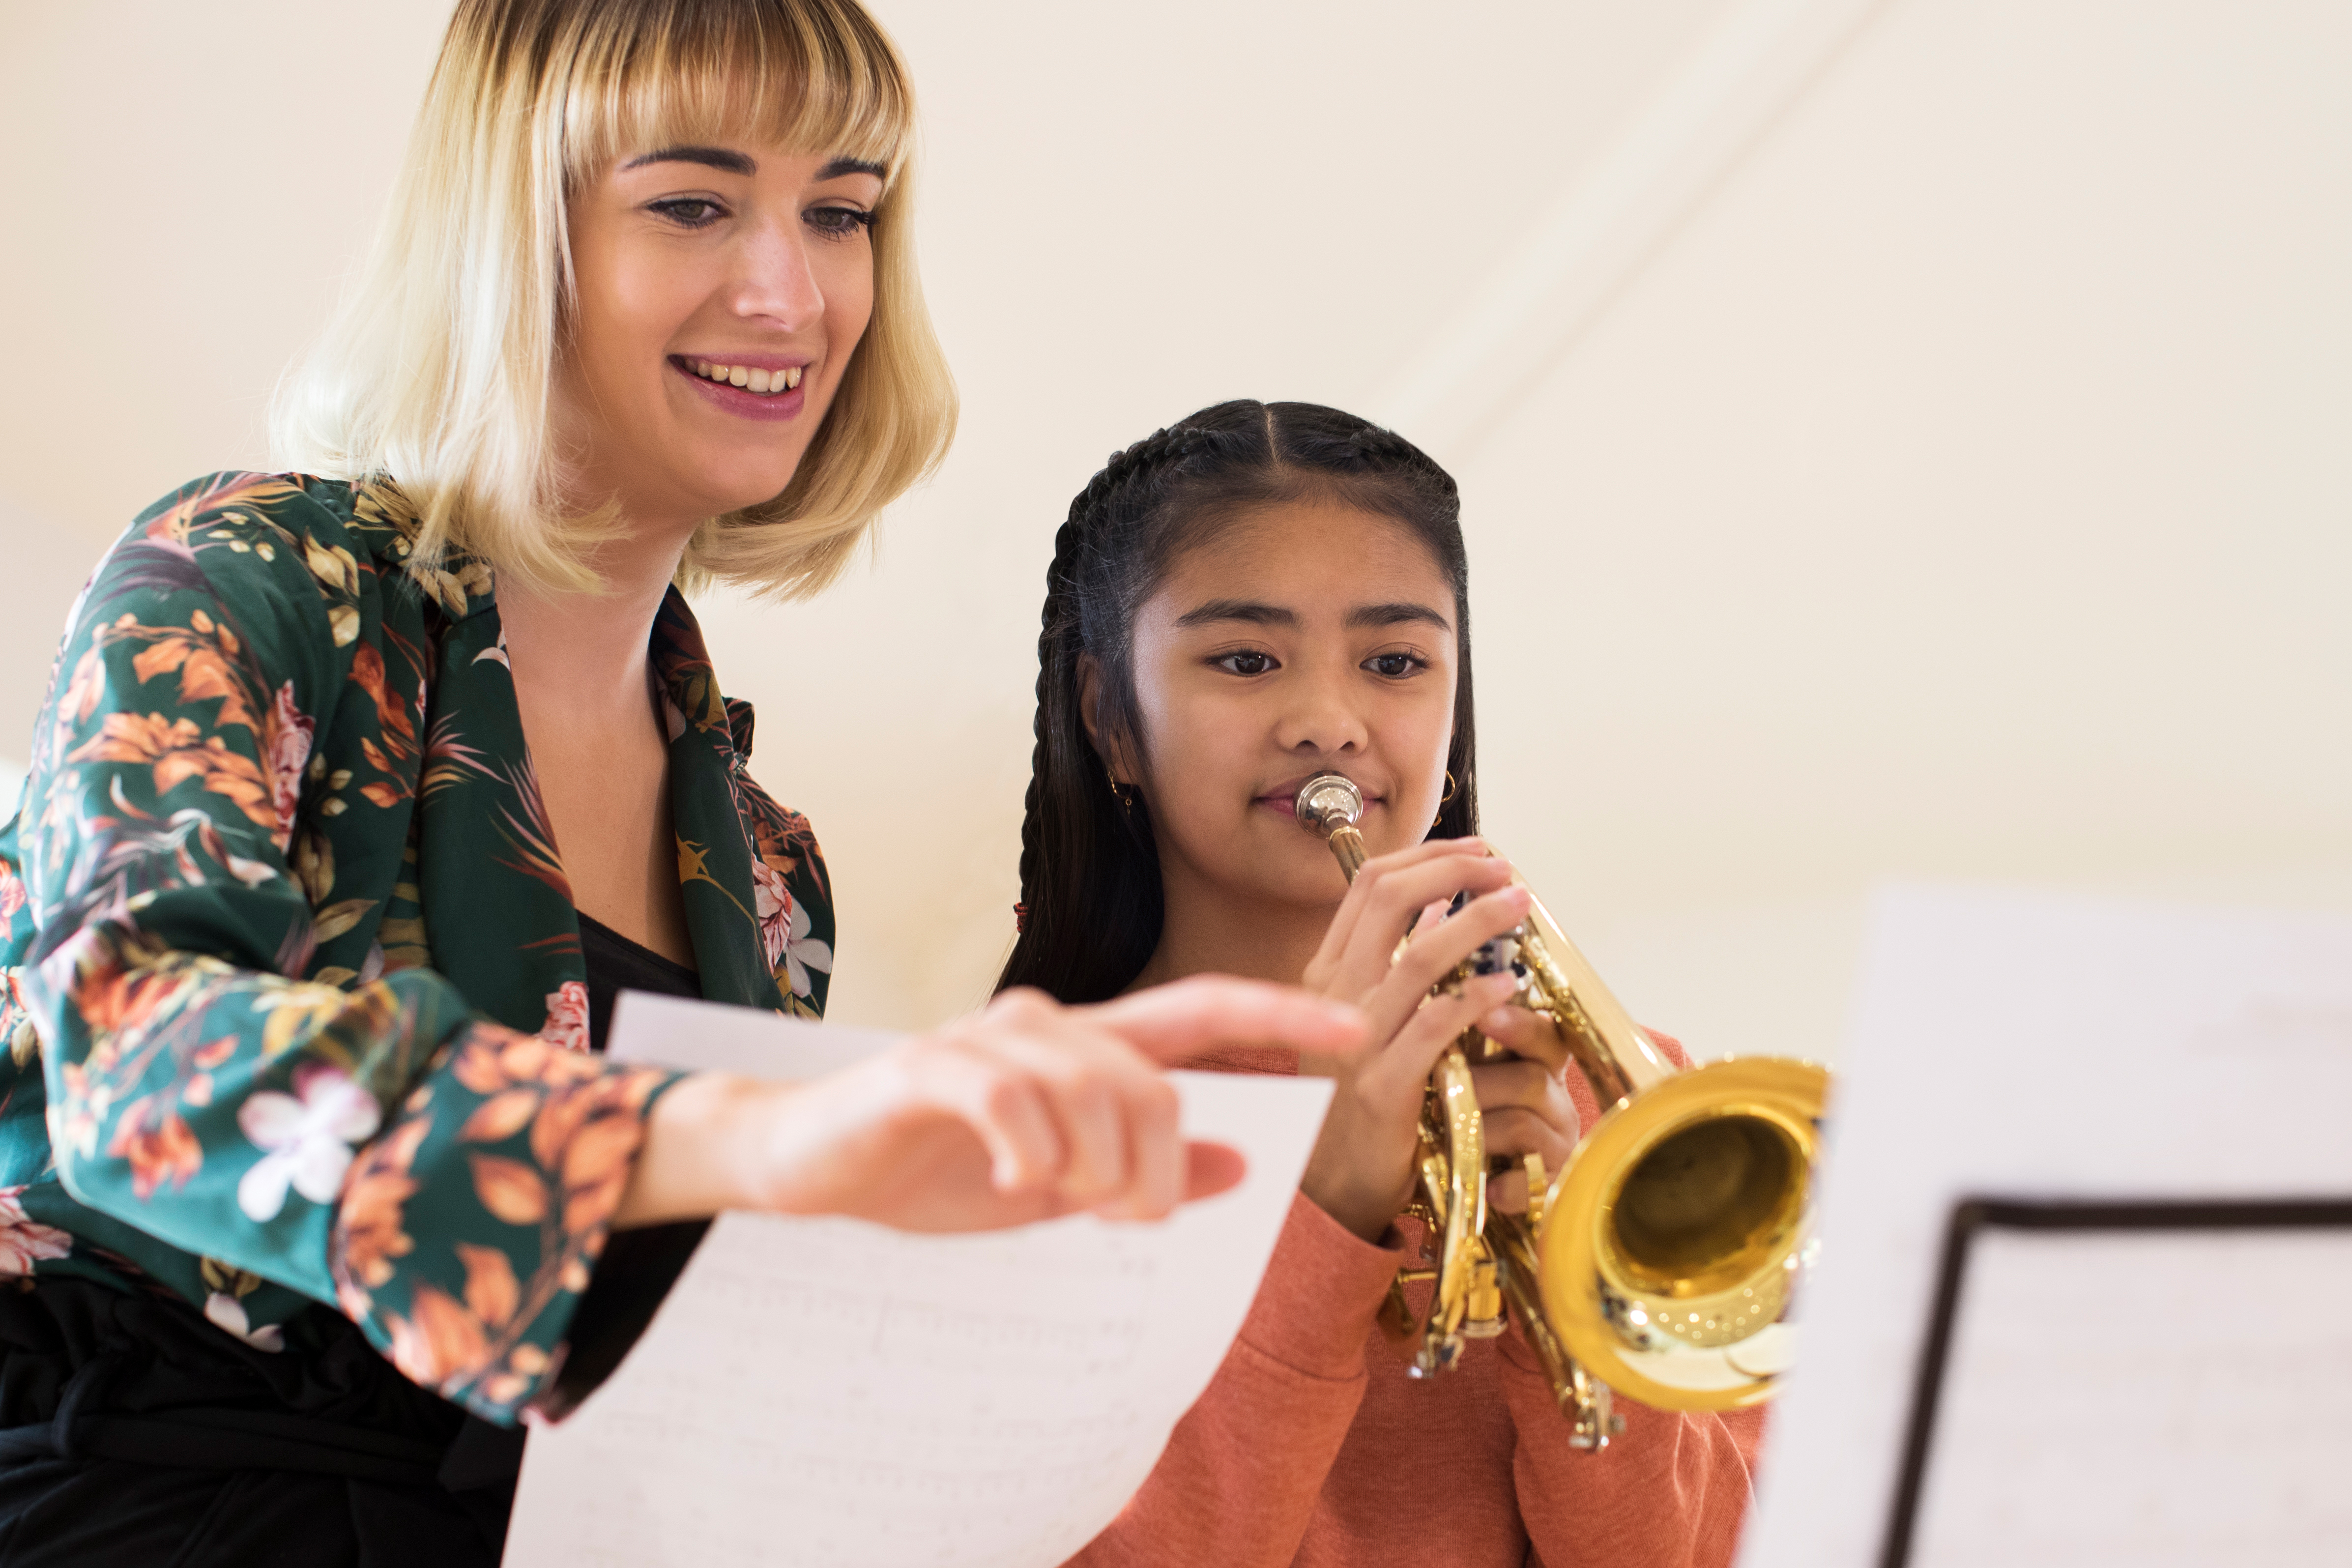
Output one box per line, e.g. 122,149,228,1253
1276,675,1369,757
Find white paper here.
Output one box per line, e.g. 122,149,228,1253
1739,885,2352,1568
1909,1226,2352,1567
504,992,1335,1568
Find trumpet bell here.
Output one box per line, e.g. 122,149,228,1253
1539,1056,1829,1409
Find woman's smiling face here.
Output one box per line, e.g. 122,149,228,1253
1104,499,1461,911
556,141,884,528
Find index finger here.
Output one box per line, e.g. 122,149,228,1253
1081,975,1368,1064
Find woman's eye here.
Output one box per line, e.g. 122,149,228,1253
1365,652,1425,679
806,204,876,240
1212,651,1277,677
648,197,726,229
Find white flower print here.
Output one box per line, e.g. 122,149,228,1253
540,979,590,1053
235,1063,382,1221
264,681,316,851
0,1185,71,1277
752,859,832,999
204,1291,286,1353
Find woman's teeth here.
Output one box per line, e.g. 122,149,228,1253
688,359,803,395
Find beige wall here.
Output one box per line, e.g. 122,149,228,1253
4,1,2346,1057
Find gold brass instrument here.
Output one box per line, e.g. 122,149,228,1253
1293,774,1829,1451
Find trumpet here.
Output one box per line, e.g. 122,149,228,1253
1293,774,1829,1451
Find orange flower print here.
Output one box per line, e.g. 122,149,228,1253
538,981,589,1054
67,713,278,837
387,1283,489,1389
0,861,23,923
107,1096,203,1199
336,1117,427,1291
0,1186,71,1276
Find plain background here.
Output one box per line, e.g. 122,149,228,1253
2,0,2346,1058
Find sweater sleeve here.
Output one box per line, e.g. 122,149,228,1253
12,477,682,1423
1064,1191,1404,1568
1497,1329,1754,1568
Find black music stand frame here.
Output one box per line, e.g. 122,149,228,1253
1878,1195,2352,1568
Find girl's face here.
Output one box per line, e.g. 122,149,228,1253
1105,499,1460,909
557,141,883,529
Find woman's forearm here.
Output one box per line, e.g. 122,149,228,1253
611,1072,792,1228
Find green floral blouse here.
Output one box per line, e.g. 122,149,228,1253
0,472,834,1423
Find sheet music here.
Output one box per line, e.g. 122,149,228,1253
1909,1225,2352,1566
504,993,1335,1568
1738,885,2352,1568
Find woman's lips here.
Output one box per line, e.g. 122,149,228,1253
669,355,808,423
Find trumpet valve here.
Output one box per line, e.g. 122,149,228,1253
1462,1256,1506,1338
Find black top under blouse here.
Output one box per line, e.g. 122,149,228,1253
541,914,713,1406
578,911,703,1052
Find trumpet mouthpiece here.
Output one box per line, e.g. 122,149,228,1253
1294,773,1365,838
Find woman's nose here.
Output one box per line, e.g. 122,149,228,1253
727,223,825,332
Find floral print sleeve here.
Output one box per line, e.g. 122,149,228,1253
0,474,830,1422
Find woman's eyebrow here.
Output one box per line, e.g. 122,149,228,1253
1175,599,1298,628
1347,602,1452,631
622,145,756,175
816,156,888,181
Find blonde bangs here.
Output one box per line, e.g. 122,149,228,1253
560,1,913,194
272,0,957,603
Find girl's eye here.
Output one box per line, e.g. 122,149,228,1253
648,197,726,229
807,204,876,240
1212,651,1278,677
1365,652,1426,679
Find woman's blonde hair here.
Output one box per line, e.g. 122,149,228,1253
273,0,956,600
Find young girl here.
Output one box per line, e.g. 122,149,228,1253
1003,400,1761,1568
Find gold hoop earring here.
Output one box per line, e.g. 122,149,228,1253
1105,762,1134,819
1431,769,1460,830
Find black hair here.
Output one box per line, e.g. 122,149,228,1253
996,399,1479,1003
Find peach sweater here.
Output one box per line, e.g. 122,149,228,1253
1065,1037,1765,1568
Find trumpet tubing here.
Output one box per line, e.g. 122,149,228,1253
1294,772,1830,1445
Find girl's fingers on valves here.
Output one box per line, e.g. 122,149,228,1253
1474,1001,1572,1074
1367,975,1515,1095
1317,838,1491,958
1378,883,1530,1008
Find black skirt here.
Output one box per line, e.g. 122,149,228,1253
0,1277,512,1567
0,923,712,1564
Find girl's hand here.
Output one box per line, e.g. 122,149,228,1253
1295,838,1534,1241
1470,1006,1585,1215
616,976,1366,1233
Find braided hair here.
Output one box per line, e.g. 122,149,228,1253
997,400,1480,1003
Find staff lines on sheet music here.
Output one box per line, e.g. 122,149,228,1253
1907,1226,2352,1566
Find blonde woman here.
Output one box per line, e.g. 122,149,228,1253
0,2,1360,1561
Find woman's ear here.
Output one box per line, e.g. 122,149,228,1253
1076,654,1131,785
